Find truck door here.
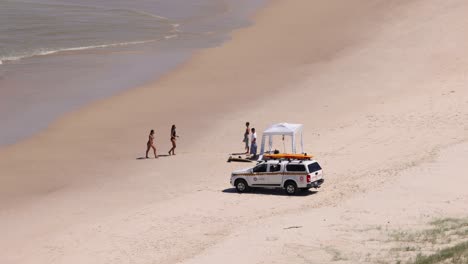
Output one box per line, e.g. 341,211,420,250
267,163,283,186
251,163,268,186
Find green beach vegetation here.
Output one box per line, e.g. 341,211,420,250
390,217,468,264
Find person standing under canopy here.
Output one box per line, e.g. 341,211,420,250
243,122,250,154
250,127,257,156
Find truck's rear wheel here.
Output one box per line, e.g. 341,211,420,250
284,181,298,195
235,179,249,193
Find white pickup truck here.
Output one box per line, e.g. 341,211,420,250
230,159,324,195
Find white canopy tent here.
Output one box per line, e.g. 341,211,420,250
259,123,304,155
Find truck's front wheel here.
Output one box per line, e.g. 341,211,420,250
235,179,249,193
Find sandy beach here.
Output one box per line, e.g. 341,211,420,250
1,0,468,263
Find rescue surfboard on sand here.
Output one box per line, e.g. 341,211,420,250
227,156,254,163
263,153,313,160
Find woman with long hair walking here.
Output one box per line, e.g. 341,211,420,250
168,125,178,155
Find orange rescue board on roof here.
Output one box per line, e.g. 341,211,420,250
263,153,313,160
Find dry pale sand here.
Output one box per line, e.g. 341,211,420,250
1,0,468,263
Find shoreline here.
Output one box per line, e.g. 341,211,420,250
1,0,468,263
0,0,266,147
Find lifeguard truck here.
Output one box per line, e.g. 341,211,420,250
230,159,324,195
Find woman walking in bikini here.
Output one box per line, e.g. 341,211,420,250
168,125,178,155
146,129,158,158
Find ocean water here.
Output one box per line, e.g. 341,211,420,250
0,0,177,63
0,0,266,145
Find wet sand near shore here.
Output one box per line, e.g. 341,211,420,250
1,0,468,263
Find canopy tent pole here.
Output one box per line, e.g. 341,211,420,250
301,131,304,153
260,134,266,155
281,135,285,153
268,135,273,153
292,134,296,153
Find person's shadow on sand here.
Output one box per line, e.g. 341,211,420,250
222,188,318,197
136,154,170,160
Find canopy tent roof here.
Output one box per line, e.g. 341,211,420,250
260,123,304,155
262,123,303,136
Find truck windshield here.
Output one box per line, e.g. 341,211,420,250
253,164,268,173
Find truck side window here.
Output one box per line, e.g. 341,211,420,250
253,164,268,173
286,164,306,172
307,163,322,173
269,164,281,172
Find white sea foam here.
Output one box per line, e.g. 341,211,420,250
0,40,158,63
171,24,182,33
164,34,178,39
131,10,170,20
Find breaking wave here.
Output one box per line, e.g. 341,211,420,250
0,37,180,64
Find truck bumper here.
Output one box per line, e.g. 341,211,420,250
307,179,324,189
